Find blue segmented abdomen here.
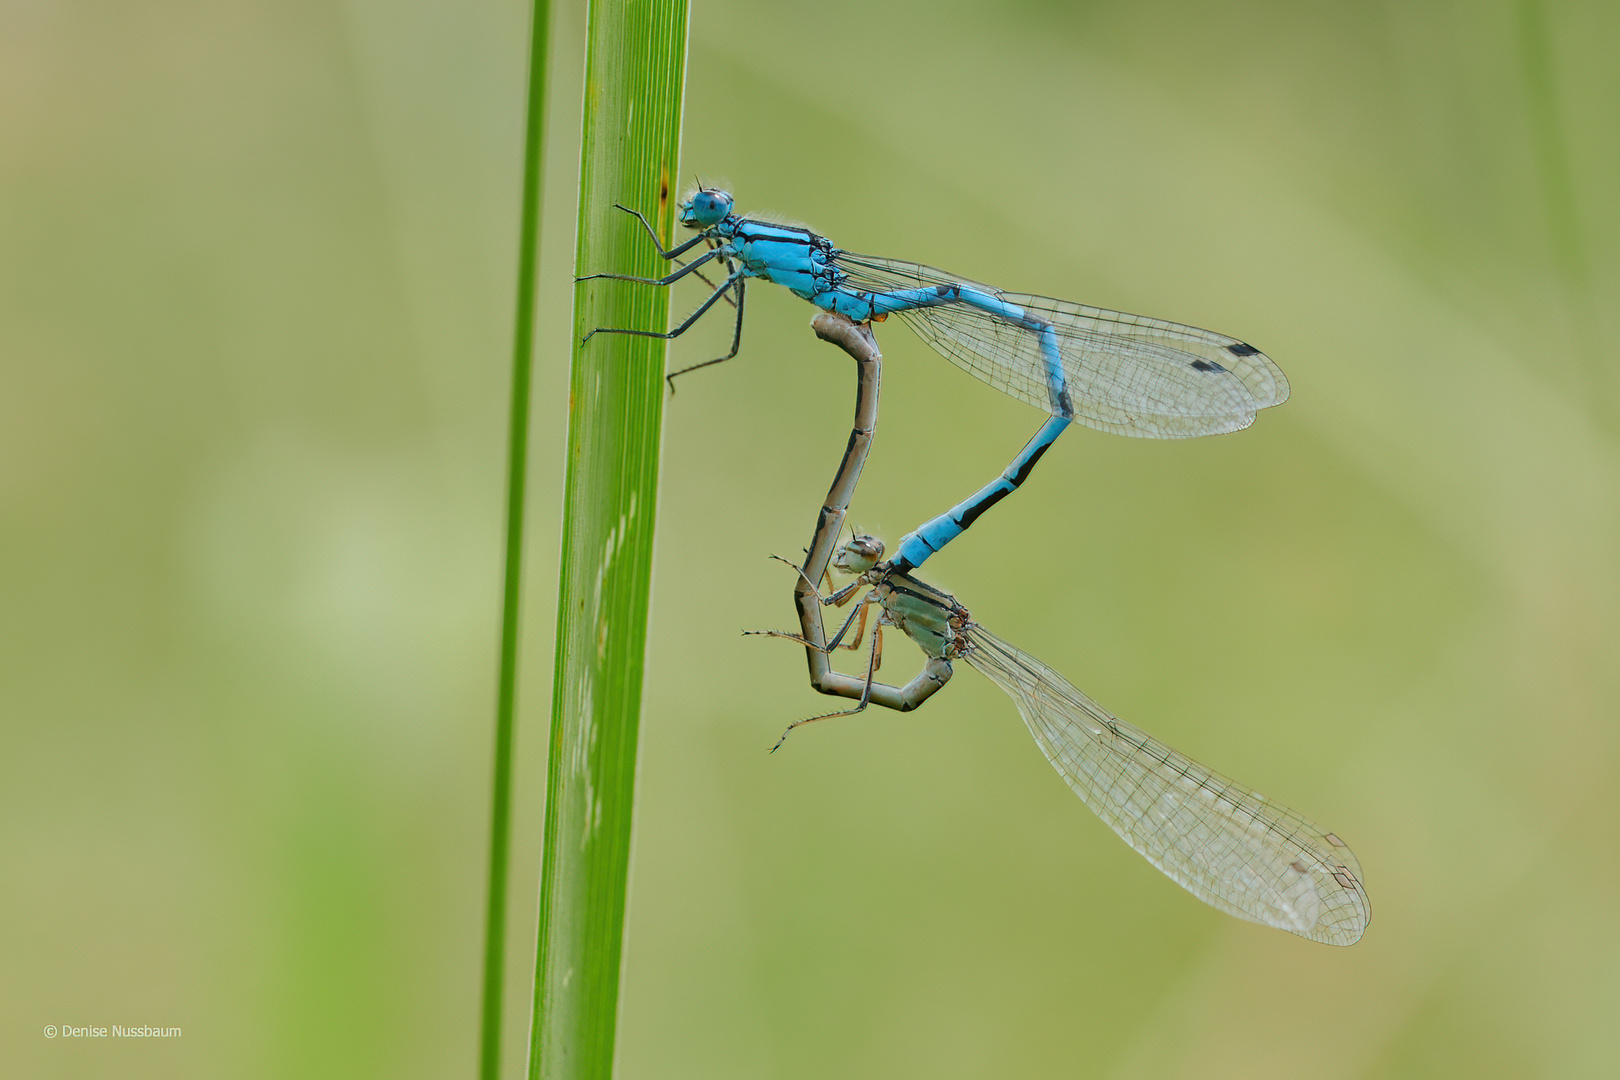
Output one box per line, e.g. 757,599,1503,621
714,211,1285,439
831,251,1286,439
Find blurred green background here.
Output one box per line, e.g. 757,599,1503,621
5,1,1618,1077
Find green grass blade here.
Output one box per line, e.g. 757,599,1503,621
530,1,689,1077
480,1,554,1078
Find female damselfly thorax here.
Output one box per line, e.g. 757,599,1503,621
748,532,965,751
771,531,1373,947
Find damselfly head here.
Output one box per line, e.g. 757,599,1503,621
680,188,734,229
832,535,885,574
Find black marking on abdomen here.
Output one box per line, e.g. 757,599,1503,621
1008,437,1055,485
955,485,1011,530
835,429,863,472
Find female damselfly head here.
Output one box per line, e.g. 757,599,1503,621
680,188,735,229
832,535,885,575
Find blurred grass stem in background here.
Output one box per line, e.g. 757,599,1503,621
1514,0,1609,431
478,0,552,1078
530,1,689,1078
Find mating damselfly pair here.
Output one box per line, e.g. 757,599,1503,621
580,188,1369,945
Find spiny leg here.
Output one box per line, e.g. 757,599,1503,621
592,206,740,307
745,577,874,653
606,204,711,261
576,245,720,290
746,553,872,649
770,623,885,753
665,274,747,389
582,268,743,353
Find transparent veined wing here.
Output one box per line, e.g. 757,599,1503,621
961,622,1369,945
834,252,1288,438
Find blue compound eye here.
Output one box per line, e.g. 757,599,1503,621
681,188,734,228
